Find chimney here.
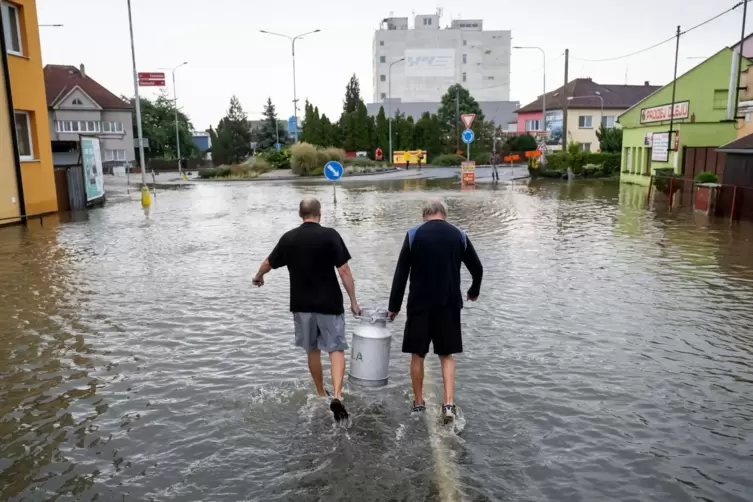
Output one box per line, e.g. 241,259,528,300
79,64,85,77
644,80,650,86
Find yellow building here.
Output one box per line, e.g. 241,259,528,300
1,0,57,225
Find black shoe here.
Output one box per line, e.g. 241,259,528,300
330,398,349,422
441,404,456,424
412,401,426,413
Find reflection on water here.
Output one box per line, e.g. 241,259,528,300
1,179,752,501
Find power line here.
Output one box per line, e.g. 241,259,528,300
572,1,745,63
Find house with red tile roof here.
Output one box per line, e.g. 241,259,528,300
515,78,660,152
44,64,134,166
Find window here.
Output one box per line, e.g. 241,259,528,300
578,115,593,128
102,121,111,132
462,54,467,64
379,55,386,63
525,119,541,131
746,112,752,123
601,116,616,128
380,93,386,100
72,98,84,106
379,41,384,46
2,2,22,56
462,72,467,82
14,111,33,160
487,76,494,80
713,89,728,109
105,149,127,162
462,40,467,46
581,143,592,152
101,121,124,133
380,74,386,82
114,122,123,132
422,18,432,26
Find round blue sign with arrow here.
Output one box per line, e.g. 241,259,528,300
462,129,475,144
324,161,344,181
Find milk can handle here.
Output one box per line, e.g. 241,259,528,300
353,307,390,324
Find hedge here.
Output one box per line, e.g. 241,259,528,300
433,154,466,166
291,143,346,176
545,151,621,175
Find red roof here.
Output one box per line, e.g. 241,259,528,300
44,65,132,110
516,78,661,114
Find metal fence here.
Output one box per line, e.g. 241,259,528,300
647,174,753,221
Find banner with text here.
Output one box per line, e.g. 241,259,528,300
640,101,690,124
404,49,455,78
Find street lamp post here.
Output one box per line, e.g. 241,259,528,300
513,46,546,135
388,58,404,165
170,62,188,177
126,0,147,188
260,29,321,142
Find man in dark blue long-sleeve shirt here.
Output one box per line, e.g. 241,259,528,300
388,198,483,423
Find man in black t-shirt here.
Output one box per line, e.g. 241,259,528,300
252,198,360,422
388,198,483,424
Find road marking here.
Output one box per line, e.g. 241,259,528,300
327,165,338,177
423,362,463,502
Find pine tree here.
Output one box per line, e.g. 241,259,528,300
320,114,336,147
437,84,485,152
213,95,252,164
258,97,280,150
343,74,362,114
375,106,389,151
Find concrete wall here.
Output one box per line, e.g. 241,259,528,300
373,19,511,103
0,55,21,223
7,0,57,215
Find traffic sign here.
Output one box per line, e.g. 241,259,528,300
324,161,343,181
275,143,281,151
138,72,166,87
461,113,476,129
462,129,475,144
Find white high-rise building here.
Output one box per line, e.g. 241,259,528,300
372,13,511,104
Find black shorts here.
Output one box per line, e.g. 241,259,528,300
402,309,462,357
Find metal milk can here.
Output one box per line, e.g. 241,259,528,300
348,308,392,388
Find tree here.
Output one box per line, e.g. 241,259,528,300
414,112,442,159
212,95,252,165
375,106,389,151
343,74,362,114
258,97,281,151
437,85,485,152
128,90,197,161
320,113,337,147
596,125,623,153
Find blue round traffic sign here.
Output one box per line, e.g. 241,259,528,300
462,129,475,144
324,161,344,181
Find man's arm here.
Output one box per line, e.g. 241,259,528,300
337,264,360,316
253,237,286,287
333,232,360,315
463,237,483,300
388,234,411,319
252,258,272,287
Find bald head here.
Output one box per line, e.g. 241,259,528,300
299,198,321,221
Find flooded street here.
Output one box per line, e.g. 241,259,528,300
1,179,753,501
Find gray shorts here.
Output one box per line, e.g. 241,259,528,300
293,313,348,353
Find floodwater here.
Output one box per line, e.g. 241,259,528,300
1,178,753,502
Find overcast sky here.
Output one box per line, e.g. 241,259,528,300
38,0,750,130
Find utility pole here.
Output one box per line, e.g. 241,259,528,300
455,86,460,152
734,0,749,120
126,0,147,192
668,25,681,167
562,49,569,152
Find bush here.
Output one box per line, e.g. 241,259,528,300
654,172,684,195
291,142,319,175
251,156,272,173
345,157,380,167
544,151,620,176
290,143,347,176
433,153,465,166
260,148,292,170
472,151,491,166
694,171,719,183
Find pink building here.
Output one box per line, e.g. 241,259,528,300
516,111,543,134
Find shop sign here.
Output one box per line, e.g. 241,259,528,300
652,132,670,162
640,101,690,124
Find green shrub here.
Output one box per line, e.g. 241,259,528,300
472,151,491,165
252,156,272,173
198,168,216,179
433,153,465,166
694,171,719,183
545,153,567,171
320,147,346,164
345,156,379,167
260,148,292,170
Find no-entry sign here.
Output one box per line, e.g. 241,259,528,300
138,72,166,87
